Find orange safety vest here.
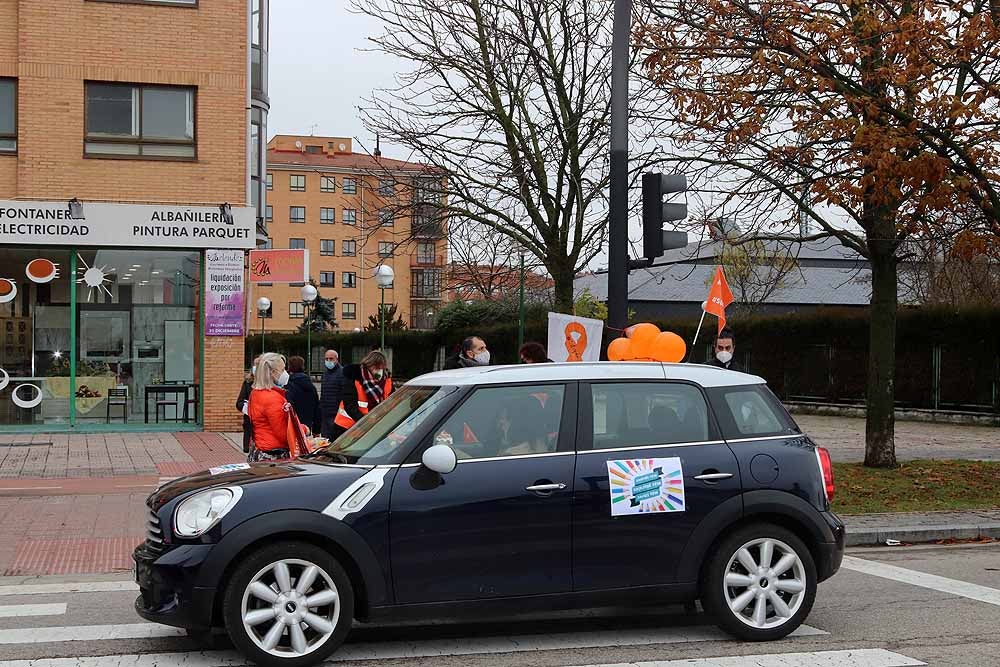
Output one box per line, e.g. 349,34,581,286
334,377,393,430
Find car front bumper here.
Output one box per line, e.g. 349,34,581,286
133,542,218,630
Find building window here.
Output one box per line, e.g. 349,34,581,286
289,206,305,223
1,79,16,153
306,145,322,154
266,173,273,190
379,209,394,227
413,268,443,298
321,176,336,192
289,238,305,249
90,0,197,4
378,242,393,258
342,240,356,256
265,205,272,222
416,242,435,264
379,179,395,196
342,303,357,320
320,239,334,256
289,302,305,319
343,209,357,225
320,207,335,224
319,271,335,287
85,82,195,158
343,178,357,194
290,174,306,191
342,272,357,288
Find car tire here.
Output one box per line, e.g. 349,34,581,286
223,541,354,667
701,522,816,641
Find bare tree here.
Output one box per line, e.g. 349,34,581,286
354,0,665,312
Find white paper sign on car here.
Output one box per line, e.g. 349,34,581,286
607,457,685,516
209,463,250,475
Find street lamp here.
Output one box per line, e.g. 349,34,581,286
373,264,395,351
255,296,271,356
300,284,318,374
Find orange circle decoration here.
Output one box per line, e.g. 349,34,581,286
0,279,17,304
26,258,58,284
649,331,687,363
607,337,632,361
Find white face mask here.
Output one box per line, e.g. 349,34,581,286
716,350,733,365
275,370,290,387
372,369,385,380
475,350,491,365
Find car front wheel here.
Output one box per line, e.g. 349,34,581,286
702,522,816,641
223,541,354,667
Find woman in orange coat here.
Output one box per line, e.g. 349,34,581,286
247,352,292,462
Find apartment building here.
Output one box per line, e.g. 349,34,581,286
0,0,268,433
258,135,447,334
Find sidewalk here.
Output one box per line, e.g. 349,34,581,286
842,509,1000,546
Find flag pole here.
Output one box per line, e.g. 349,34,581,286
688,309,707,363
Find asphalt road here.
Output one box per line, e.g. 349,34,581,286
0,543,998,667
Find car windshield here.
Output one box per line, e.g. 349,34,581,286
303,385,454,466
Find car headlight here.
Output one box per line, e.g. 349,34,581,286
174,487,243,537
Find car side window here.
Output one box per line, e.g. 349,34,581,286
591,383,710,450
711,385,799,438
433,385,565,460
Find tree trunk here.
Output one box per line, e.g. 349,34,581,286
551,262,576,314
865,247,898,468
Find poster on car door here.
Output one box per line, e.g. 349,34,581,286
607,457,685,516
205,249,246,336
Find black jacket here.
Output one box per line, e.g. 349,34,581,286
444,355,481,370
320,364,345,414
338,364,393,422
284,372,321,433
236,378,253,429
708,357,734,370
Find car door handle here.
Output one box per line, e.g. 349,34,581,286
693,473,734,481
525,483,566,492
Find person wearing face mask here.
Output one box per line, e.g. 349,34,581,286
284,356,321,435
332,350,394,439
444,336,491,369
319,349,345,440
235,355,260,453
246,352,294,462
709,328,737,370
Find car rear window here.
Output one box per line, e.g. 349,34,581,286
709,384,799,439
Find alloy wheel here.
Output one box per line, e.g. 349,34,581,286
722,537,806,630
240,558,341,658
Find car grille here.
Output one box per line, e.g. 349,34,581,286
146,508,165,554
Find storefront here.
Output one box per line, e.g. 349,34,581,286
0,200,255,431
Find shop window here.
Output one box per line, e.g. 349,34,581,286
343,178,357,194
0,79,16,153
321,176,336,193
266,173,273,190
289,238,305,249
290,207,305,223
320,208,335,224
342,303,357,320
342,272,357,288
289,302,305,319
290,174,306,191
379,209,394,227
342,240,356,257
319,272,335,287
343,209,357,225
378,242,393,258
320,240,334,256
85,82,195,158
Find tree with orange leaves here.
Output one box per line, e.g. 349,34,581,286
638,0,1000,467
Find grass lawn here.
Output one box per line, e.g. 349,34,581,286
832,459,1000,515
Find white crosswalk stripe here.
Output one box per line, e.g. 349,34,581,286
0,604,67,618
0,581,137,597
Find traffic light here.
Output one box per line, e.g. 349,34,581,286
642,172,688,260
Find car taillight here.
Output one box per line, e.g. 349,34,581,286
816,446,834,503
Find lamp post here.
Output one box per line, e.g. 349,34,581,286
300,284,318,374
518,251,526,350
255,296,271,356
373,264,395,351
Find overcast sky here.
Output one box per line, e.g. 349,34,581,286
268,1,412,159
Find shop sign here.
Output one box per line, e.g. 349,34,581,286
248,249,309,283
205,249,246,336
0,200,256,249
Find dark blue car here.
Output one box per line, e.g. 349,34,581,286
134,362,844,667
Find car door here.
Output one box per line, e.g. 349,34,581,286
389,382,577,603
572,381,742,591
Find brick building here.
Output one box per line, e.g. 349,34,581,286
256,135,448,335
0,0,269,433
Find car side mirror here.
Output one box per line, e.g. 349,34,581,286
422,443,457,475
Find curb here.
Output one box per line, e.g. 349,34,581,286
843,522,1000,546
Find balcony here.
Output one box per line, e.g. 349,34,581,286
410,286,443,300
411,254,445,267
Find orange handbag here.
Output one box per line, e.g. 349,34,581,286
285,409,311,459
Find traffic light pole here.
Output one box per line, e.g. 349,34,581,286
606,0,631,333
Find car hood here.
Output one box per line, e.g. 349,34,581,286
148,460,372,509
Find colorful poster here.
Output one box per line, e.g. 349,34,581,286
607,457,685,516
547,312,603,362
205,249,245,336
248,249,309,283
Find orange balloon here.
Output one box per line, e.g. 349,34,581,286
648,331,687,363
607,337,632,361
626,322,660,345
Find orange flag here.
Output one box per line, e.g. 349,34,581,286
704,267,734,334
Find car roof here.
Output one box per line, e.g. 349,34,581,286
407,362,765,388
